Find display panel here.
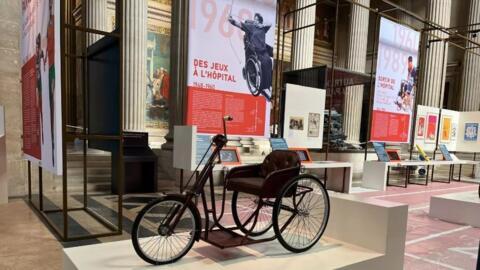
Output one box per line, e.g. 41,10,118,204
283,84,326,149
186,0,276,137
370,18,420,143
414,105,440,152
219,147,241,164
289,148,312,163
21,0,62,175
454,111,480,153
372,142,390,162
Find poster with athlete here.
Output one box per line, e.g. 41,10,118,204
21,0,62,175
370,18,420,143
186,0,276,137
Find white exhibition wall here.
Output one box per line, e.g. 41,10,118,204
283,84,326,149
414,105,440,152
414,105,480,153
456,111,480,153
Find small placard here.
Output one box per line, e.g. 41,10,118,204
289,148,312,163
439,144,453,161
372,142,390,162
270,138,289,150
386,150,401,161
219,147,241,165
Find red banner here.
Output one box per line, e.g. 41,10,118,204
186,87,266,136
21,57,41,159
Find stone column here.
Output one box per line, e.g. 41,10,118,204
397,0,412,25
162,0,189,150
417,0,451,107
458,0,480,111
343,0,370,144
291,0,316,70
123,0,148,131
86,0,107,45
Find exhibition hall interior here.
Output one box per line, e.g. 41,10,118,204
2,0,480,269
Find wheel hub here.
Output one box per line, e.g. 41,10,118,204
158,225,171,236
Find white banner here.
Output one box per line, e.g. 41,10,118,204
370,18,420,143
186,0,276,137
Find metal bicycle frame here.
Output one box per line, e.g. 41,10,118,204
166,137,312,248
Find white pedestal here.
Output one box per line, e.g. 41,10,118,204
430,191,480,227
63,193,408,270
325,193,408,270
303,161,353,193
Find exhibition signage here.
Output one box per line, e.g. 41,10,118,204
186,0,276,137
21,0,62,175
370,18,420,143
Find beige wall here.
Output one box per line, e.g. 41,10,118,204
0,0,26,197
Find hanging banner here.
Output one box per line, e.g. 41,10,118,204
186,0,276,136
21,0,62,175
370,18,420,143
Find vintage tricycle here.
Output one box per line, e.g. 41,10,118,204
131,116,330,265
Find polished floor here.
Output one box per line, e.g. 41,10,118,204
1,178,479,269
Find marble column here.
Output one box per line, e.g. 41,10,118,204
417,0,451,107
343,0,370,144
123,0,148,131
86,0,107,45
291,0,316,70
458,0,480,111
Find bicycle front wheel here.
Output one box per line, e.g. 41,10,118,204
131,194,199,265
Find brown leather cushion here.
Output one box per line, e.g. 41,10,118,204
260,150,300,178
226,177,265,196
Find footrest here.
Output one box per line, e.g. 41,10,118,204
200,229,267,248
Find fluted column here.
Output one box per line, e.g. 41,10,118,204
417,0,451,107
123,0,148,131
343,0,370,144
458,0,480,111
397,0,412,25
86,0,107,45
291,0,316,70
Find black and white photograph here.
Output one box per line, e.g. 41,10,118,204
289,116,304,131
308,113,321,137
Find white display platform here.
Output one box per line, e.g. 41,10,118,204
63,193,408,270
63,237,383,270
362,160,459,191
429,191,480,227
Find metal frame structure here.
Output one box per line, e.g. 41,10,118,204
27,0,125,241
272,0,480,184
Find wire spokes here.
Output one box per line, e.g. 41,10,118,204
134,199,197,264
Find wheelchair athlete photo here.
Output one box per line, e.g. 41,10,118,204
131,116,330,265
242,41,274,101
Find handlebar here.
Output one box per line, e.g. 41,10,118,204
223,115,233,138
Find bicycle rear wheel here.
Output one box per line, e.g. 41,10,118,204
131,194,199,265
272,174,330,253
232,191,273,236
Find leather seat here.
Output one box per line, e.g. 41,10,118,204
226,150,301,198
225,177,265,196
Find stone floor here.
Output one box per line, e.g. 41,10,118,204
0,200,63,270
1,175,479,269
